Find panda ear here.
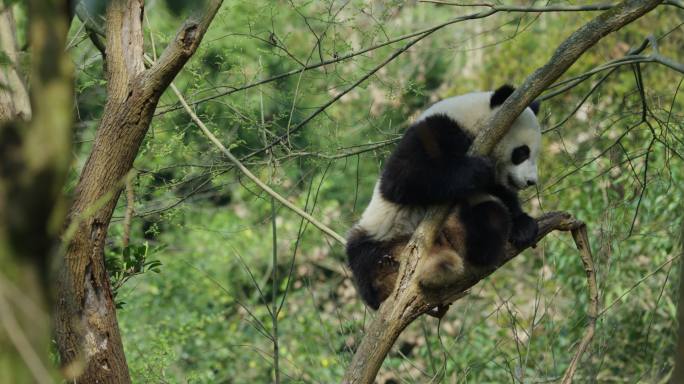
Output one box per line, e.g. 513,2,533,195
529,100,541,115
490,84,516,108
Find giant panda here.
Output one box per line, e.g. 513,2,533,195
346,85,541,309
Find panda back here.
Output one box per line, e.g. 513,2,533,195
418,91,494,137
357,183,427,241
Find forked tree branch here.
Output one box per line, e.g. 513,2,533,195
56,1,224,382
145,0,223,95
343,1,662,382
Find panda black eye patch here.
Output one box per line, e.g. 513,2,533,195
511,145,530,165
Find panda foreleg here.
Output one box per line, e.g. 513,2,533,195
486,185,538,248
380,155,495,206
460,200,511,265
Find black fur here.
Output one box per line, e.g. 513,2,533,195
511,145,530,165
346,229,398,310
487,184,538,248
530,100,541,115
491,84,542,116
460,200,511,265
348,92,540,309
379,115,495,206
380,112,537,247
510,213,538,248
490,84,516,108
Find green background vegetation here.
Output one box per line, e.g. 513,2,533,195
61,1,684,382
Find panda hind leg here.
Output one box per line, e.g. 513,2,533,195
346,230,400,309
417,246,464,289
460,200,511,266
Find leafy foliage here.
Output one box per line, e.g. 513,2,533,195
105,243,163,309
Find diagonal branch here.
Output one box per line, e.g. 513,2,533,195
168,82,347,245
471,0,663,155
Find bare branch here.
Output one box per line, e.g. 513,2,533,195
418,1,616,12
560,224,599,384
74,3,106,59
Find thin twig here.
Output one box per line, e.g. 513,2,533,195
168,83,347,245
271,197,280,384
243,31,437,160
419,1,616,12
122,173,135,248
560,223,599,384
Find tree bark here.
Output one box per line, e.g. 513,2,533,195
343,0,663,382
0,0,73,382
55,1,223,382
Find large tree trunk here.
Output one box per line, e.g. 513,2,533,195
55,1,223,382
0,0,73,382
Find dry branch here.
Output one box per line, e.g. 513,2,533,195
343,1,662,382
561,223,599,384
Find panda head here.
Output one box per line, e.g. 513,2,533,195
489,85,542,191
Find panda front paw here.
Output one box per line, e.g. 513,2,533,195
509,213,538,248
467,156,496,190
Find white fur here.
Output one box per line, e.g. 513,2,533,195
357,90,541,241
492,108,541,189
358,183,427,241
